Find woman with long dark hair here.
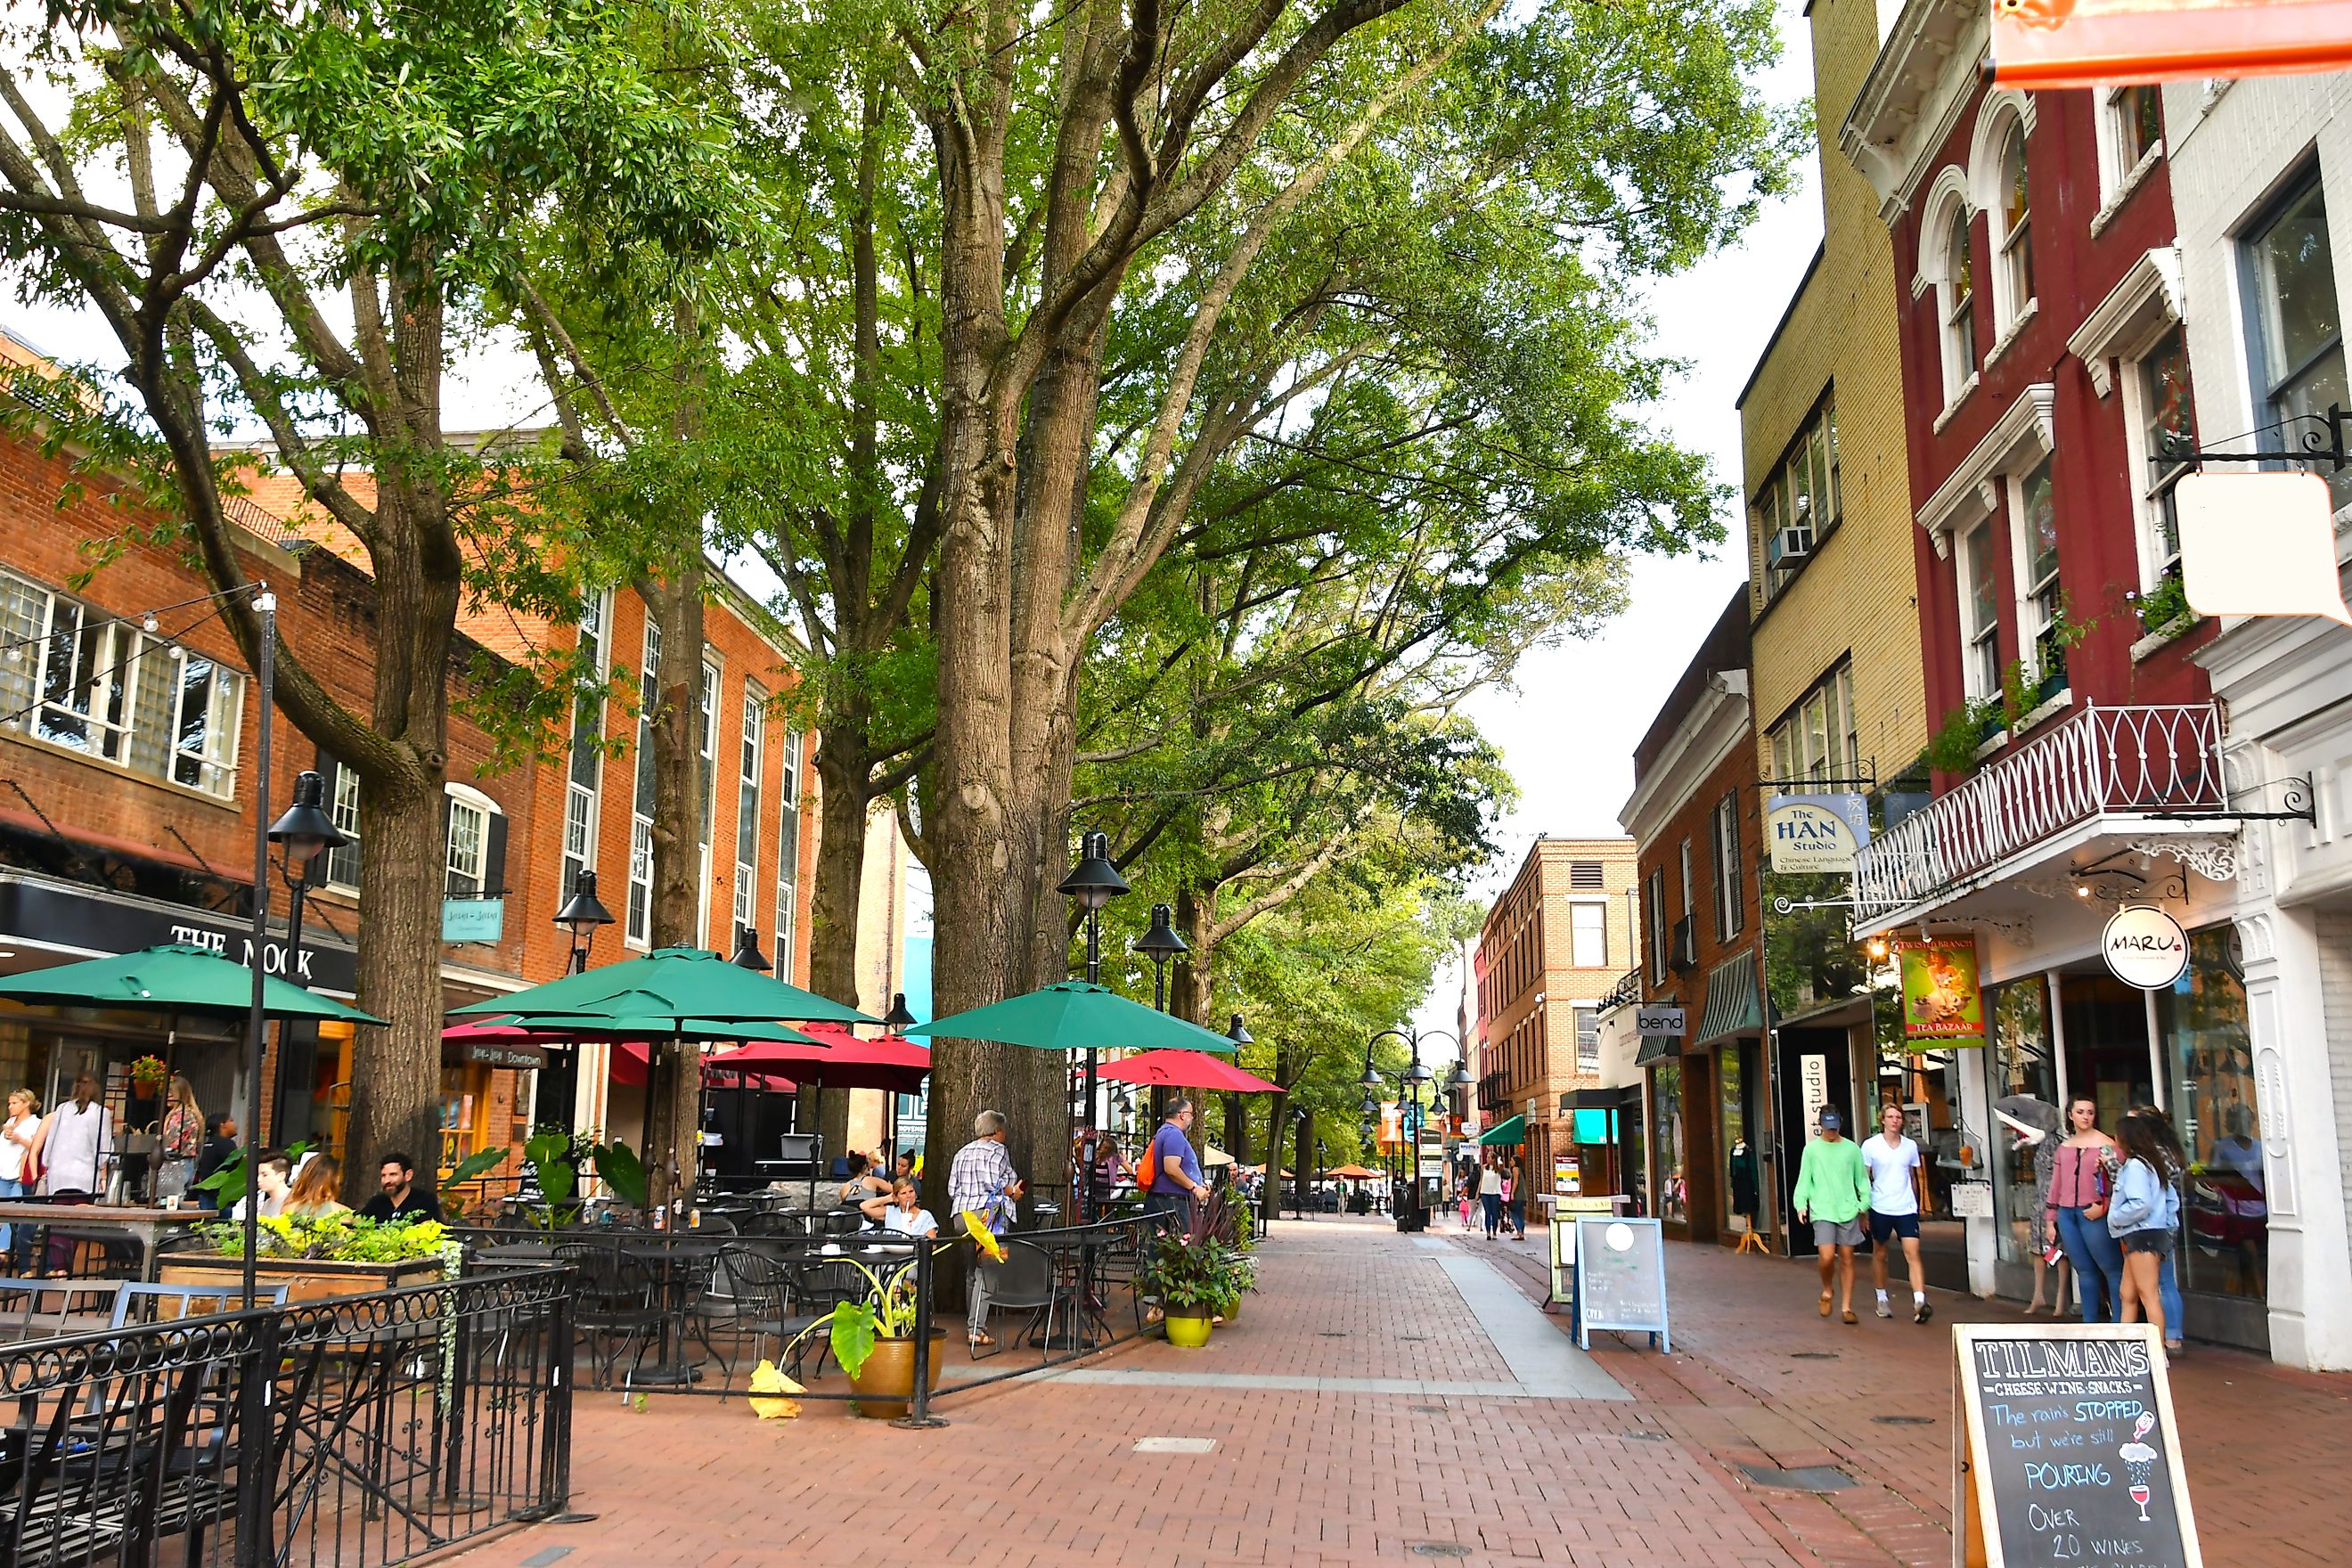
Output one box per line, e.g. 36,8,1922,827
2046,1096,2125,1320
2110,1107,2185,1354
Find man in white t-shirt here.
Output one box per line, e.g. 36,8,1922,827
1863,1102,1932,1325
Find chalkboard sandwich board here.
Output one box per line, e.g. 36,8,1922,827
1952,1323,2201,1568
1572,1215,1669,1353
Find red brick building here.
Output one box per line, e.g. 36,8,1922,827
0,339,817,1192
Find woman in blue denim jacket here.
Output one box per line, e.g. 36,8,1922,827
2110,1107,2185,1355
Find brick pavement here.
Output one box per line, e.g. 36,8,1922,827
1461,1215,2350,1568
449,1218,1794,1568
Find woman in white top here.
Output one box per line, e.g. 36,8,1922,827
0,1088,40,1258
860,1175,938,1238
1862,1103,1931,1323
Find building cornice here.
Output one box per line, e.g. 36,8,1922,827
1619,673,1751,845
1841,0,1989,223
1915,382,2055,555
2066,249,2185,398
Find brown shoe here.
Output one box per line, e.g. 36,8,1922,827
1842,1308,1858,1325
1818,1291,1833,1318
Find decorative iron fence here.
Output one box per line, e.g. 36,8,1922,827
1852,703,2229,915
0,1267,572,1568
1597,968,1643,1013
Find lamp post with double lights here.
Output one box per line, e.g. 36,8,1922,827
1058,832,1129,1221
1360,1025,1460,1232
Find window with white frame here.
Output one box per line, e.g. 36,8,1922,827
1940,205,1979,401
695,658,720,943
1645,866,1666,985
1958,520,2002,701
1767,663,1858,784
2100,84,2162,203
626,621,658,947
0,568,246,798
774,729,802,976
2011,457,2065,685
2244,173,2352,510
561,591,608,907
445,788,494,896
1570,901,1606,968
1574,1006,1599,1074
1990,119,2036,333
733,681,764,933
1711,791,1743,942
1756,396,1841,600
323,761,362,891
2132,326,2195,587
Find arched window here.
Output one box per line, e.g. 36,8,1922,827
1944,208,1978,396
1995,124,2035,326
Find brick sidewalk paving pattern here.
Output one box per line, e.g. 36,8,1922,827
447,1214,2347,1568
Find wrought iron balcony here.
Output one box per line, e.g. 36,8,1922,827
1852,703,2230,916
1597,968,1642,1013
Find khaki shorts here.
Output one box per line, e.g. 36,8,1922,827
1813,1218,1865,1248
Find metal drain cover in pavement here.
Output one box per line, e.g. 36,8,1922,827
1397,1335,1426,1342
1789,1351,1840,1360
1132,1437,1218,1454
1622,1431,1670,1441
1409,1404,1448,1414
1738,1463,1856,1493
1410,1545,1474,1558
1873,1415,1935,1425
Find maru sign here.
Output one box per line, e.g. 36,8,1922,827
1766,793,1870,874
1990,0,2352,90
2104,905,2191,990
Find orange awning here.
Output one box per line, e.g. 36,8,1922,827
1991,0,2352,88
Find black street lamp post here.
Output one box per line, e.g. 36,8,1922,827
1136,902,1186,1012
1058,832,1129,1222
1361,1025,1459,1233
542,870,614,1136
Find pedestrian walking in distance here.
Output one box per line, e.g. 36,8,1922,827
1478,1157,1503,1239
1864,1103,1932,1324
1793,1107,1871,1325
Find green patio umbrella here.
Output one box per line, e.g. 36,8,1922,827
0,942,387,1025
446,946,871,1025
904,982,1238,1054
494,1009,820,1046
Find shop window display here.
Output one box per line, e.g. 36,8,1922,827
1650,1061,1687,1225
2156,927,2265,1303
1990,976,2058,1267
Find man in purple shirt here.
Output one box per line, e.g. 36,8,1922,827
1143,1098,1208,1223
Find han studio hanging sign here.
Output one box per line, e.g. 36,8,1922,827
1765,793,1871,875
2103,905,2190,991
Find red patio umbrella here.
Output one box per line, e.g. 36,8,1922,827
719,1021,931,1095
1096,1049,1279,1094
607,1041,796,1092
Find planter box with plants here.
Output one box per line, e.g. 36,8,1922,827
1136,1190,1258,1348
164,1214,457,1303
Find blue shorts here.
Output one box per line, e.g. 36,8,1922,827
1867,1209,1920,1243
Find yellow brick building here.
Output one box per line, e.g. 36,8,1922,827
1737,0,1925,786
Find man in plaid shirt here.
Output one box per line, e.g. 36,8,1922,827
949,1109,1025,1347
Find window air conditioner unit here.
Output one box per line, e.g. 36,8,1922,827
1767,526,1811,568
1670,916,1698,974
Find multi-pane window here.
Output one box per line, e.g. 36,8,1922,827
1941,207,1977,401
1758,398,1842,598
445,795,490,896
774,729,801,976
0,568,245,798
1959,520,2002,702
1711,791,1743,942
2246,176,2352,510
695,659,720,943
1645,867,1667,985
1574,1007,1599,1074
1995,124,2035,330
2136,327,2196,584
1570,902,1607,968
324,763,362,890
2109,85,2161,184
1768,664,1859,783
561,592,608,907
733,681,764,932
627,622,659,946
2013,458,2063,682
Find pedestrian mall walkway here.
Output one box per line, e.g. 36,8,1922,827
451,1215,2348,1568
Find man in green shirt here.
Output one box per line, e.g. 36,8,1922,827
1793,1108,1873,1325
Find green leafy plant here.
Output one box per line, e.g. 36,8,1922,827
1925,697,2005,776
207,1214,449,1265
521,1128,587,1228
590,1139,649,1210
2128,573,2193,637
1137,1189,1258,1316
780,1253,925,1380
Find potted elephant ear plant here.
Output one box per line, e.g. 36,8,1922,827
781,1250,949,1418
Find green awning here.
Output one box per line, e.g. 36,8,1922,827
1478,1115,1526,1146
1634,1034,1678,1066
1696,952,1762,1046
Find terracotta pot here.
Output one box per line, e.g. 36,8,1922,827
1164,1306,1213,1349
845,1327,950,1418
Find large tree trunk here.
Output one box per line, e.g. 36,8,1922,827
804,725,871,1156
641,563,707,1209
1262,1047,1288,1232
342,748,451,1206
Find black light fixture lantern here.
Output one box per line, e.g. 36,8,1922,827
731,924,772,971
1226,1013,1253,1049
1447,1059,1474,1090
882,992,917,1033
268,769,347,868
1059,829,1131,1222
553,869,615,975
1136,902,1188,1013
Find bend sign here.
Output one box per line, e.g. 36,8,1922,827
1766,793,1871,875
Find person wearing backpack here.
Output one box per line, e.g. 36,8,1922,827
1138,1098,1208,1327
2111,1107,2186,1357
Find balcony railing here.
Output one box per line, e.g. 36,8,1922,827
1597,968,1643,1012
1853,703,2229,914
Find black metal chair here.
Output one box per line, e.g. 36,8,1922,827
969,1240,1057,1359
551,1239,664,1391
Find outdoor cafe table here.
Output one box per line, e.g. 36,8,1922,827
0,1202,209,1282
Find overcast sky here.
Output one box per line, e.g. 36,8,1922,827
1410,4,1824,1039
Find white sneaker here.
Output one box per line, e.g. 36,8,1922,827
1875,1300,1893,1319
